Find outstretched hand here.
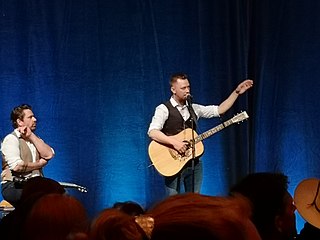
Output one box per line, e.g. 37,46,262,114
235,79,253,94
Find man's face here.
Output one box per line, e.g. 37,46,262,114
171,78,190,103
18,109,37,131
276,192,297,239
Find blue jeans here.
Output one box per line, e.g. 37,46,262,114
165,159,203,195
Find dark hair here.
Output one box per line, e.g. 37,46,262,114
169,73,189,86
230,172,289,237
10,104,32,128
113,201,145,216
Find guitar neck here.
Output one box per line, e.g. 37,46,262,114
195,119,234,143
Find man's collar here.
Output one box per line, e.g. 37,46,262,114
170,97,188,108
13,129,21,137
170,97,179,107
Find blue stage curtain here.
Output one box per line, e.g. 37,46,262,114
1,1,319,230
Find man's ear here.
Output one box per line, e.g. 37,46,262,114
171,86,176,95
16,119,23,127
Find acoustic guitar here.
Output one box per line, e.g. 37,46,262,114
148,111,249,176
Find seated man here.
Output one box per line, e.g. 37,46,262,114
1,104,55,207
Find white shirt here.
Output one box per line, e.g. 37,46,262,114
1,129,41,179
148,97,220,134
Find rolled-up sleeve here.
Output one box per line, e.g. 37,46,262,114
193,104,220,118
147,104,169,135
1,134,24,170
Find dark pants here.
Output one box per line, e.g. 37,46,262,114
1,181,24,207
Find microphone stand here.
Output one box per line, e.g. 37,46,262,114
186,95,197,193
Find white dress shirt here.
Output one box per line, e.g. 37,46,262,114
1,129,41,179
148,97,220,134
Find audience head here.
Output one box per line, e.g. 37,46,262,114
89,208,150,240
90,193,259,240
113,201,145,216
24,193,89,240
0,177,67,240
20,176,66,203
148,193,261,240
230,172,297,240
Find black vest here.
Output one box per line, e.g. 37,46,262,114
162,101,196,136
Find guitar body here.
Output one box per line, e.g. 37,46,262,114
148,128,204,177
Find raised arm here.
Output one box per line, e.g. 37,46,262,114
218,79,253,115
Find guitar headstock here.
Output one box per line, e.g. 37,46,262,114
58,181,88,193
231,111,249,123
77,186,88,193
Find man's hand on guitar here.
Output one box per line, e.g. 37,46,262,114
172,139,188,155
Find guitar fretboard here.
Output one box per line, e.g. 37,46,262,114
195,119,234,143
